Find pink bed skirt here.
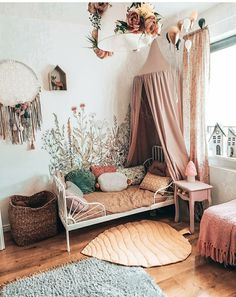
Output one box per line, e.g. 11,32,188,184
197,199,236,266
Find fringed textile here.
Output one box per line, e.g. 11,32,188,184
0,94,42,144
197,199,236,266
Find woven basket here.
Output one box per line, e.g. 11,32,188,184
8,191,58,246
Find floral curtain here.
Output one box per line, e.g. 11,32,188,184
183,27,210,183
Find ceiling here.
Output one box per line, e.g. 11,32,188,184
0,2,218,25
152,2,217,18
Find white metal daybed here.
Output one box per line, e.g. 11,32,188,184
53,146,174,252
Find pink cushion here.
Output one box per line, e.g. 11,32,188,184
90,165,116,178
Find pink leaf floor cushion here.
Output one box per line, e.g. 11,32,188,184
197,199,236,265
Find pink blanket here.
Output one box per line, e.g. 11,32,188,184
197,199,236,265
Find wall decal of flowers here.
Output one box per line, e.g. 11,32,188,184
115,3,162,36
87,2,113,59
42,104,130,174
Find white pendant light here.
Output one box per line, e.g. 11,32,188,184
98,3,155,52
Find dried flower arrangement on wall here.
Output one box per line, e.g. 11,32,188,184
87,3,113,59
0,60,42,146
42,104,130,174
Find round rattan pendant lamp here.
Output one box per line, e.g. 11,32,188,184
98,3,156,52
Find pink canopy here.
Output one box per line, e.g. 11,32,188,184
127,41,188,181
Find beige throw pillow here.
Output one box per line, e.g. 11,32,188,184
139,172,171,193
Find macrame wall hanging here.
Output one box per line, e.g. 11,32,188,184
0,60,42,147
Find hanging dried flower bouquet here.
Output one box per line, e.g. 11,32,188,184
87,2,113,59
115,3,162,36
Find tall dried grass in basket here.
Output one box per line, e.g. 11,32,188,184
8,191,58,246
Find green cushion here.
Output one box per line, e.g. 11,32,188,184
65,169,96,194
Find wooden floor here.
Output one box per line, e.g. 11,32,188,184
0,208,235,297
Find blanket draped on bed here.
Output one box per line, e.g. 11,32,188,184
197,199,236,265
85,186,165,214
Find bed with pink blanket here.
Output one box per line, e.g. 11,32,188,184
197,199,236,266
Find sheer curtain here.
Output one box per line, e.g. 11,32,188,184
183,27,210,220
183,27,210,183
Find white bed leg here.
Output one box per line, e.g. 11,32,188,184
66,229,70,253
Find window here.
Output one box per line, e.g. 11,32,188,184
216,145,221,155
230,147,234,157
207,35,236,158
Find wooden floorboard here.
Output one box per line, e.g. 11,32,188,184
0,208,235,296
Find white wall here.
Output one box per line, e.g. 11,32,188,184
0,8,150,227
201,3,236,42
210,166,236,205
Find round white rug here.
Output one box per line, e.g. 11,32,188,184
82,220,192,268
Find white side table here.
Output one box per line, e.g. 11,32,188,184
0,209,5,250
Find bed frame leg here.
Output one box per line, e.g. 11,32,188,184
66,229,70,253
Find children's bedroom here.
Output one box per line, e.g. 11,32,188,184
0,1,236,296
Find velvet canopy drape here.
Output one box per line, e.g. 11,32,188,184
127,70,188,181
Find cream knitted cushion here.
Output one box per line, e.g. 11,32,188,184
98,172,128,192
